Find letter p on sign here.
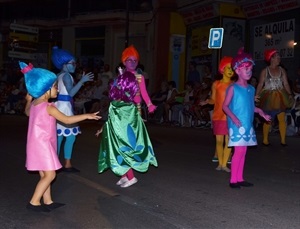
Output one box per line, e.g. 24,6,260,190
208,28,224,49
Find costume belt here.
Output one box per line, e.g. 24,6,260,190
57,94,73,102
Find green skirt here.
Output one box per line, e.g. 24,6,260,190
98,101,158,176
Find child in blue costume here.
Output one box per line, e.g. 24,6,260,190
223,48,271,189
97,71,158,188
51,46,94,172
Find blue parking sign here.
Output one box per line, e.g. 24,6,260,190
208,28,224,49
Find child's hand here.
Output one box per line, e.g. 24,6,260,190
261,113,271,122
148,104,156,113
254,95,260,103
87,111,101,120
199,100,207,106
80,72,94,84
232,117,241,127
95,128,103,137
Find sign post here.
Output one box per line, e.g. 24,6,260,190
208,28,224,49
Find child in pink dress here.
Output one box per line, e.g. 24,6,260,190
20,62,101,212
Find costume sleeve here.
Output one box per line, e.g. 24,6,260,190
139,75,156,113
63,73,83,97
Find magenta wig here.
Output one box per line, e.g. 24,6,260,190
231,47,255,70
109,71,139,102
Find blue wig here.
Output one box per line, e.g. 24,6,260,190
51,46,75,70
19,62,57,98
109,71,138,102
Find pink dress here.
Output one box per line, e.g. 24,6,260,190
26,102,62,171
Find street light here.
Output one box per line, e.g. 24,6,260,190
125,0,129,48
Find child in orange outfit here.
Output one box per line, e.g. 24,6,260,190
200,56,234,172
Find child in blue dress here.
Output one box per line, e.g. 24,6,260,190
222,48,271,189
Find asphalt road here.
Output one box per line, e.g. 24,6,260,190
0,114,300,229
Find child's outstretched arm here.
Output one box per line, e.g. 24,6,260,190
47,105,101,124
24,93,33,116
254,107,271,122
222,86,241,127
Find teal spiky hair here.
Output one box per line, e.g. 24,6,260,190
19,62,57,98
51,46,75,70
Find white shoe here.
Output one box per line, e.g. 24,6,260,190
222,167,231,173
215,165,222,171
120,177,138,188
116,177,128,185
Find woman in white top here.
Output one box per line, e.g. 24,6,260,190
256,49,293,146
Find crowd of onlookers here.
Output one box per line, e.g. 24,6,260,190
1,60,300,137
0,67,27,114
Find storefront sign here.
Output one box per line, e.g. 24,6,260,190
243,0,300,18
253,19,295,60
10,23,39,34
8,50,37,60
180,5,216,24
9,32,38,43
191,26,212,57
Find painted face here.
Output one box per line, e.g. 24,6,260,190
223,63,234,78
236,62,253,81
124,56,138,72
65,59,76,73
271,52,281,65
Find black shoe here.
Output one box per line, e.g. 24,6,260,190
62,167,80,172
229,183,241,189
262,143,270,146
26,203,50,212
237,181,254,187
281,143,287,147
44,202,65,210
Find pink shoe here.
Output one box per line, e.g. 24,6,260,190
116,177,128,185
120,177,138,188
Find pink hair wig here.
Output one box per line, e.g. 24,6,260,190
231,47,255,70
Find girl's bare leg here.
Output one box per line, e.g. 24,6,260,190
30,170,56,206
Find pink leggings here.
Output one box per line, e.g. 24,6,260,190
230,146,247,183
122,168,135,180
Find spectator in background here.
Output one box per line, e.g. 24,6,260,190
192,78,213,128
163,80,178,123
150,81,168,123
84,79,106,113
203,64,213,79
187,61,201,84
100,64,114,89
293,66,300,94
137,64,149,88
0,68,8,82
170,81,194,126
